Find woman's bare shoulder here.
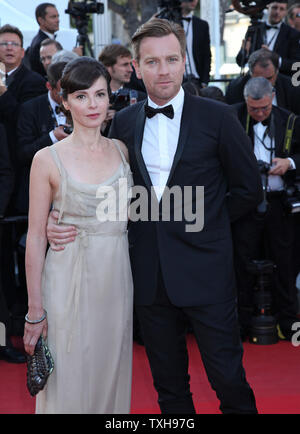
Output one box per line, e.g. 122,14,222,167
111,138,129,162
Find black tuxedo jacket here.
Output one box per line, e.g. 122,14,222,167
16,94,54,214
109,92,263,306
234,102,300,178
236,22,300,75
191,16,211,84
28,30,49,76
226,73,300,115
0,64,47,162
0,124,14,217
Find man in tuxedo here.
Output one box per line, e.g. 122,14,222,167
232,76,300,340
236,1,300,76
47,18,261,414
0,24,47,185
226,48,300,114
16,61,69,215
40,38,63,74
28,3,60,76
0,123,25,363
180,0,211,87
99,44,146,136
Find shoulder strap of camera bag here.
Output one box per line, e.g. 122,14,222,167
246,112,296,156
283,113,297,156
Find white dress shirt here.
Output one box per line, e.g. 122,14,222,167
48,91,66,143
253,121,295,191
182,13,199,78
142,87,184,201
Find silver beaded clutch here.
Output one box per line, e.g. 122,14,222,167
26,336,54,396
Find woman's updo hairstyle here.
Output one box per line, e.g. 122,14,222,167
60,56,111,100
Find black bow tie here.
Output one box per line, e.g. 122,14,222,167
182,17,192,22
55,105,62,115
144,104,174,119
252,116,270,127
265,24,279,30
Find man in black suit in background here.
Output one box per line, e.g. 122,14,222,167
232,77,300,340
47,18,261,414
226,48,300,114
236,1,300,76
0,123,25,363
0,24,47,190
28,3,60,76
180,0,211,87
16,61,69,215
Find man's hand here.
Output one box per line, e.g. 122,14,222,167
269,158,291,176
53,125,71,141
47,210,78,251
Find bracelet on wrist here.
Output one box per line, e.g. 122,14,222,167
25,309,47,324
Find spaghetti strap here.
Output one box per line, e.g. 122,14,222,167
112,139,127,166
49,144,67,224
49,144,64,175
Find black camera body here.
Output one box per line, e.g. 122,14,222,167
65,0,104,18
110,89,138,112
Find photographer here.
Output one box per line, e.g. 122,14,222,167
232,76,300,341
16,61,69,215
98,44,146,135
236,1,300,76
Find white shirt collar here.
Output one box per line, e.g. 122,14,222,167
48,91,59,111
147,87,184,112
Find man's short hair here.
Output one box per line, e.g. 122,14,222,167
131,18,186,63
0,24,23,47
244,77,274,100
40,38,63,51
248,48,279,74
35,3,56,23
47,61,67,88
98,44,132,67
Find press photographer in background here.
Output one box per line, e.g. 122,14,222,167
232,77,300,341
98,44,146,136
16,61,69,215
236,1,300,76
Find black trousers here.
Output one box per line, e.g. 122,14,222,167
135,268,257,414
232,194,299,337
0,226,10,335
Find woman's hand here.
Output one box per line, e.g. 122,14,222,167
23,313,48,356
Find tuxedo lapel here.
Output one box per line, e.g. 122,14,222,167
273,24,286,53
134,101,153,189
166,92,192,186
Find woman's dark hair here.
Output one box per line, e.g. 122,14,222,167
60,56,111,100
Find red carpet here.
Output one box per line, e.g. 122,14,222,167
1,335,300,414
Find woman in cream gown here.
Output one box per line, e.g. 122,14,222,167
23,57,133,414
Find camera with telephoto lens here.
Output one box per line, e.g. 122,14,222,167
247,259,278,345
65,0,104,17
156,0,193,24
